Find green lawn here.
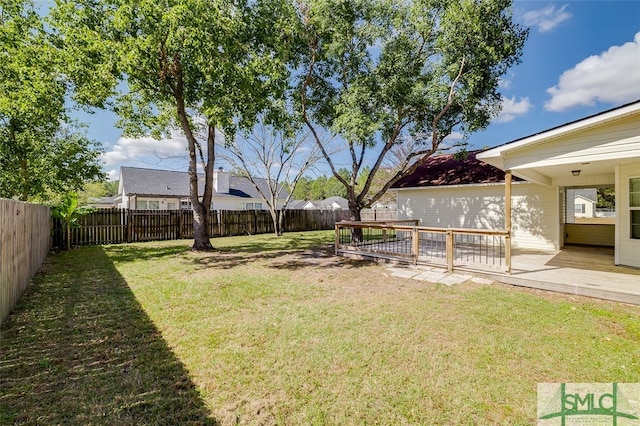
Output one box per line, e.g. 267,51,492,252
1,231,639,424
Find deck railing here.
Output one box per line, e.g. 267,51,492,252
335,221,511,274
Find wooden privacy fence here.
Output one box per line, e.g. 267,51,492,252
360,209,398,221
52,209,351,248
1,199,51,325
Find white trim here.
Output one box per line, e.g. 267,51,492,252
477,101,640,161
615,165,620,265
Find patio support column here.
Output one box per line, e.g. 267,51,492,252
505,170,512,274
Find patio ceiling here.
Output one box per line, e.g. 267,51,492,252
509,155,640,186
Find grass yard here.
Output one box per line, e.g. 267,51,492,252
1,230,639,424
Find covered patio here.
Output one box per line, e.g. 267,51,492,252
477,100,640,269
483,245,640,305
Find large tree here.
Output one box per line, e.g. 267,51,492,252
0,0,103,201
52,0,299,250
297,0,528,225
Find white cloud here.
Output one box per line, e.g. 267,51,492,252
444,131,465,142
102,131,188,166
545,32,640,112
498,77,512,90
106,169,119,181
496,96,533,123
521,4,572,33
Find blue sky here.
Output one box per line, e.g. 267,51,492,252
79,1,640,181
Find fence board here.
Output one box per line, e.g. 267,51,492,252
1,199,51,324
361,209,398,221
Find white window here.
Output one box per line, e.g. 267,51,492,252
574,204,585,214
167,202,177,210
245,202,254,210
630,178,640,239
136,200,148,210
254,202,262,209
148,200,160,210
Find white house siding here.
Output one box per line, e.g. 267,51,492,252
132,197,181,210
395,182,558,250
213,198,275,211
616,162,640,268
121,195,275,211
503,114,640,171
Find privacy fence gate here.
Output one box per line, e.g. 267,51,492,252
52,209,351,248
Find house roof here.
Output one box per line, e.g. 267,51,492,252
574,194,596,204
391,151,522,189
87,196,118,205
477,100,640,165
119,167,288,199
320,196,349,209
286,200,308,209
573,188,597,203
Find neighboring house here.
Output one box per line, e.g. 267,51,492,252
286,196,349,210
573,194,596,218
319,196,349,210
87,196,118,209
393,99,640,269
302,200,321,210
286,200,309,210
117,167,288,211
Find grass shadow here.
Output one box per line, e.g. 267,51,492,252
0,247,216,425
101,231,355,272
101,243,192,264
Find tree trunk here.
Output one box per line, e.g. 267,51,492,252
172,60,214,252
348,198,363,243
268,208,279,236
191,201,212,250
277,209,286,236
66,222,71,251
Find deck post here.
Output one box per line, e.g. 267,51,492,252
335,223,340,255
505,170,512,274
446,230,454,273
412,227,419,264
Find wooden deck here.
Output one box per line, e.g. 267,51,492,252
480,245,640,305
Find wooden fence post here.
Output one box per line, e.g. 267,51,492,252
126,209,132,243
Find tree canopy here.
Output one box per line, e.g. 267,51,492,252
52,0,301,249
297,0,528,219
0,0,103,201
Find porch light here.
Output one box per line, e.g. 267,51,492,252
571,170,581,176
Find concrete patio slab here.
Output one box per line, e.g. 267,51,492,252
411,270,448,282
438,274,473,286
